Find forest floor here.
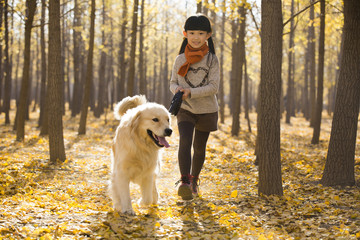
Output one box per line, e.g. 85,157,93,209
0,107,360,239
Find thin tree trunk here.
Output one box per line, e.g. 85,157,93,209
0,2,3,112
197,1,202,13
309,0,316,127
139,0,146,95
229,16,237,114
48,0,66,163
78,0,96,135
71,0,82,117
321,0,360,187
127,0,139,97
311,0,325,144
303,34,309,119
16,0,36,141
244,54,251,133
257,0,283,196
219,0,225,124
203,0,209,16
108,18,115,109
95,0,107,118
231,6,246,136
32,40,40,112
117,0,127,101
3,0,11,124
285,0,295,124
61,1,66,114
162,36,169,105
39,0,47,128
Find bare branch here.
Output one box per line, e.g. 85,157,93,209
283,0,320,27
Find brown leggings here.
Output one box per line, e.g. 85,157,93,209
178,121,210,178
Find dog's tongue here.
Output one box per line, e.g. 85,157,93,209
158,137,170,148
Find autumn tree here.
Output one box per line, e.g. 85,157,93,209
229,10,237,115
257,0,283,196
311,0,325,144
94,0,107,118
3,0,11,124
16,0,36,141
218,0,225,124
197,1,202,13
127,0,139,96
244,57,251,132
285,0,295,124
117,0,127,101
71,0,82,117
47,0,66,163
138,0,146,95
39,0,47,134
231,5,246,136
78,0,96,135
0,2,3,111
321,0,360,187
309,0,316,127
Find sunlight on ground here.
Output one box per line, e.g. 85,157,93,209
0,109,359,239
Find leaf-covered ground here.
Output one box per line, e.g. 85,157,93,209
0,109,359,239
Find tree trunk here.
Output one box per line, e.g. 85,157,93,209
127,0,139,97
197,1,202,13
303,38,309,119
48,0,66,163
61,2,67,114
218,0,225,124
311,0,325,144
285,0,295,124
257,0,283,196
71,0,82,117
203,0,209,16
0,2,3,112
95,0,107,118
16,0,36,141
3,0,11,124
117,0,127,102
244,55,251,133
229,16,237,115
309,0,316,127
139,0,146,95
108,18,115,109
39,0,47,129
32,42,40,112
231,6,246,136
321,0,360,187
78,0,96,135
210,0,216,40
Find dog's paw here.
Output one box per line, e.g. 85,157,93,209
139,198,151,206
152,193,159,204
122,208,136,215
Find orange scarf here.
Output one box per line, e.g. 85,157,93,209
177,43,209,77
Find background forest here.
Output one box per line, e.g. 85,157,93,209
0,0,345,127
0,0,360,239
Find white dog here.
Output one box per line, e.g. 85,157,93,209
110,95,172,215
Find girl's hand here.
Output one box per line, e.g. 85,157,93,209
175,86,184,93
175,86,190,100
181,88,191,100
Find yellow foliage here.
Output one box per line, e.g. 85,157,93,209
0,109,359,239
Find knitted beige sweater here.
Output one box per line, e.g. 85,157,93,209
170,52,220,114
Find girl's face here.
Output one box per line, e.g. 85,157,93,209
183,30,212,49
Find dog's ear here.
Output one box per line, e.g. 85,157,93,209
130,111,142,132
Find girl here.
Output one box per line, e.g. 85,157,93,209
170,14,220,200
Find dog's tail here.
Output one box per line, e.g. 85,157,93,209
114,95,147,120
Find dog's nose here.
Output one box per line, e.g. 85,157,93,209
165,128,172,136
